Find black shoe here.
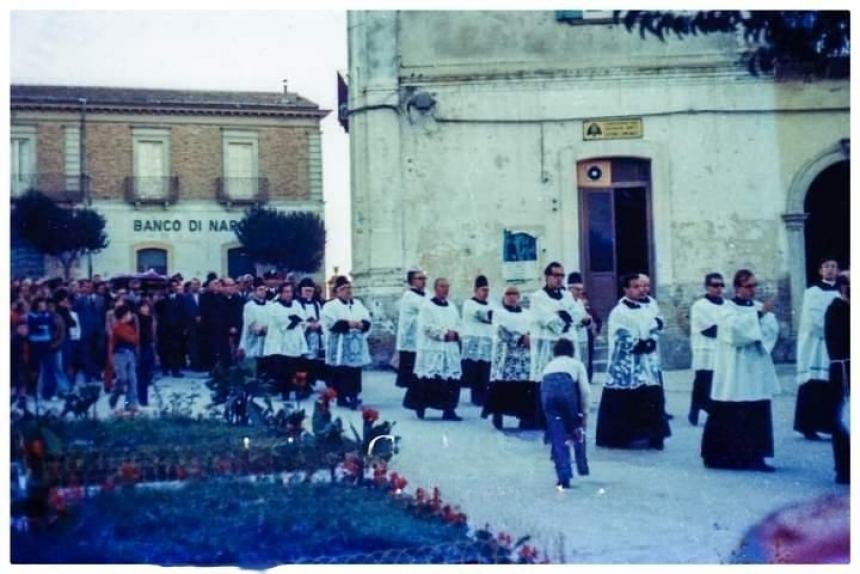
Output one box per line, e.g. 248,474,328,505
575,459,590,477
803,431,821,441
649,438,664,450
416,408,425,420
753,462,776,473
688,410,699,426
442,411,463,421
663,412,674,421
492,414,503,430
172,370,185,378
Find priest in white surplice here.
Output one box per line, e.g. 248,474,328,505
529,262,586,383
460,275,495,406
794,258,841,440
239,282,270,363
321,276,372,410
394,270,427,389
596,273,671,450
403,278,464,421
262,282,309,400
701,269,780,472
687,272,726,426
638,273,673,421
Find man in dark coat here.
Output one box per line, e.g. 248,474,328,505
198,277,221,371
72,279,106,383
155,279,188,377
212,278,245,367
183,278,204,371
825,271,850,484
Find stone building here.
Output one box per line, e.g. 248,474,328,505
11,84,328,279
347,11,850,369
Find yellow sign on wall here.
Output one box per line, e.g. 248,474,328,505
583,118,644,141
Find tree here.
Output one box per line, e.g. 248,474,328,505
615,11,849,76
234,207,325,274
12,191,109,279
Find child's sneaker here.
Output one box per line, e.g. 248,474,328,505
556,479,571,491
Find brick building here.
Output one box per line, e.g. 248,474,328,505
11,84,328,279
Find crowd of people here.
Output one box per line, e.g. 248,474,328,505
392,259,850,490
9,256,850,490
9,270,370,413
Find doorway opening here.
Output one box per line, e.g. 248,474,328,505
804,160,849,284
578,157,653,322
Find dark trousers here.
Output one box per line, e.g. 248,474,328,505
396,351,417,389
330,366,363,404
543,393,587,483
403,376,461,413
79,334,101,382
461,359,491,406
186,321,204,371
137,343,156,407
269,355,299,398
157,328,186,373
690,370,713,415
830,361,850,482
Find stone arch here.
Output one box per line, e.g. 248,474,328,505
782,139,849,332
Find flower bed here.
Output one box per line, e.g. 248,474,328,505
12,480,545,565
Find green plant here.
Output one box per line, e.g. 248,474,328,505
205,359,278,426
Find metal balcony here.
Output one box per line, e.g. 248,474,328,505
215,177,269,207
124,176,180,207
10,173,88,203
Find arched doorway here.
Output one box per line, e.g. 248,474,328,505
804,160,850,284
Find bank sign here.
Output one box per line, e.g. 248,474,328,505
133,219,240,233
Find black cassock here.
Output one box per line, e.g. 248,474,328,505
825,296,850,483
212,294,245,367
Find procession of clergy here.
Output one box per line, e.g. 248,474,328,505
239,259,850,487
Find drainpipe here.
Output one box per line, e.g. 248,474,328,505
78,97,92,279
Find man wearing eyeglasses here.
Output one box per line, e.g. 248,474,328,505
794,257,841,441
395,269,427,389
688,272,726,426
703,269,779,472
528,262,587,428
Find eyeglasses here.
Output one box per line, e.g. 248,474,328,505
708,283,725,288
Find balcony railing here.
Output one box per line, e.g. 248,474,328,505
215,177,269,206
124,176,180,206
10,173,88,203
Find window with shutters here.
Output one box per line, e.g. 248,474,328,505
221,130,260,201
10,125,37,197
64,125,81,191
132,128,171,200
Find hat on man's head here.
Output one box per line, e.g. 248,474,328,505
263,270,279,280
333,275,351,291
253,277,265,288
567,272,583,286
298,277,315,290
474,275,489,289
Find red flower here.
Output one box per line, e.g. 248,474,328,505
119,462,140,483
362,407,380,424
519,545,537,560
48,488,66,513
101,477,115,492
28,439,44,458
